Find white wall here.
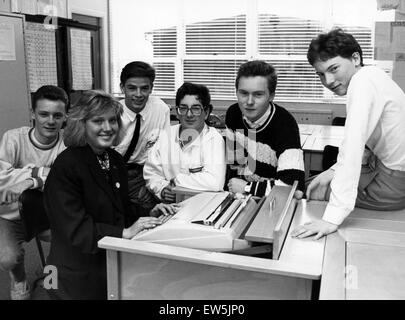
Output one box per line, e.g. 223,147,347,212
67,0,110,92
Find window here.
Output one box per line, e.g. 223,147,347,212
110,0,377,102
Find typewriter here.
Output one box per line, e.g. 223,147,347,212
132,191,259,252
132,181,298,256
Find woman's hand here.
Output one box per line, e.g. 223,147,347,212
150,203,181,217
122,216,163,239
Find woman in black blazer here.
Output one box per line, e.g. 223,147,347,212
43,90,177,300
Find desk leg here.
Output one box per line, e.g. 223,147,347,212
304,152,311,180
106,250,120,300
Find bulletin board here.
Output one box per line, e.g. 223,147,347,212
0,13,31,137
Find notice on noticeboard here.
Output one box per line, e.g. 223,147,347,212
25,22,58,92
0,23,16,61
70,28,93,90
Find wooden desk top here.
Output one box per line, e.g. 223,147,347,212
313,125,345,138
302,135,343,152
298,124,318,135
299,124,345,152
320,206,405,300
300,134,310,146
99,198,327,280
298,124,345,137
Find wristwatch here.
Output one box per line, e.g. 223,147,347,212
244,183,252,194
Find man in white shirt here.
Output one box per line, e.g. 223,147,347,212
0,85,68,300
144,82,226,202
292,29,405,240
114,61,170,213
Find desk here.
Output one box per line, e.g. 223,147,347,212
320,206,405,299
98,199,326,300
299,124,345,177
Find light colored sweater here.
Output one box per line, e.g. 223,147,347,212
0,127,65,220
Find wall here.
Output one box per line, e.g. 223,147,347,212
67,0,110,92
0,0,11,12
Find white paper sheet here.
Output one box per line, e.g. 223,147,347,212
0,23,16,61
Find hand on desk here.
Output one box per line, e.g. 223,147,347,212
291,219,338,240
123,216,163,239
306,168,334,201
227,178,247,194
294,190,304,200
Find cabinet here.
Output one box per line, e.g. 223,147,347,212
0,12,31,136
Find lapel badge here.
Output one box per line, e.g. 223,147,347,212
115,182,120,189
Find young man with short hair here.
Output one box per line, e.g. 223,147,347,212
144,82,226,203
0,85,68,300
114,61,170,212
292,29,405,240
225,60,305,197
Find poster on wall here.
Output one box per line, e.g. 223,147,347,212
0,23,16,61
25,22,58,92
70,28,93,90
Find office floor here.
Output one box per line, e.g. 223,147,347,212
0,240,50,300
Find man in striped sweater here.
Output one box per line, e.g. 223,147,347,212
225,60,304,198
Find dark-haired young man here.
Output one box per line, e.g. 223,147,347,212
0,85,68,300
292,29,405,240
144,82,226,203
225,60,305,198
114,61,170,212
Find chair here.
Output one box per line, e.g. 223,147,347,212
207,113,226,129
332,117,346,126
18,189,50,269
322,145,339,171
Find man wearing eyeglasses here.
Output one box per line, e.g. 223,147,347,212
225,60,305,198
143,82,226,203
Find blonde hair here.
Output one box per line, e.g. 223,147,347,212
64,90,123,147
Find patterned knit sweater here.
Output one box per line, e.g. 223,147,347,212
225,102,305,196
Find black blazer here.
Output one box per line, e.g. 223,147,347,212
43,145,137,300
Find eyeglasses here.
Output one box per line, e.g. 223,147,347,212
176,106,204,116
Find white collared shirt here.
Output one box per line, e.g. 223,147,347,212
143,124,226,199
243,103,273,129
322,66,405,225
114,96,170,165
